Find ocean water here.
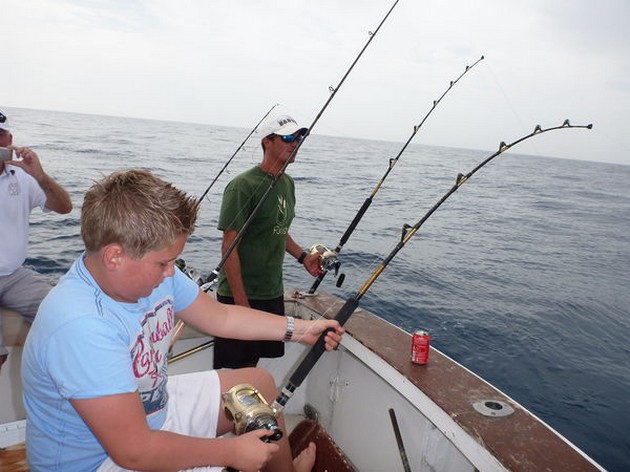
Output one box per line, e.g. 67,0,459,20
7,106,630,471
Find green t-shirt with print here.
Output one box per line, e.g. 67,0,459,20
217,166,295,299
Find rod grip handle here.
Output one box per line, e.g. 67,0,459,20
288,297,359,387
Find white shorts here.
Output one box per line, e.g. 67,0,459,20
97,370,225,472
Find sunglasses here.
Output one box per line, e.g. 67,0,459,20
277,134,304,144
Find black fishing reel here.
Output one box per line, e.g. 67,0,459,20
308,244,345,287
222,384,283,442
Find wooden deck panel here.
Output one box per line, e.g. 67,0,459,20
0,443,28,471
1,309,29,347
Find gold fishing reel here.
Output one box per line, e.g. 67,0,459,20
222,384,283,442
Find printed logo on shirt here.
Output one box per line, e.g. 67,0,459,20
131,297,175,415
273,195,290,235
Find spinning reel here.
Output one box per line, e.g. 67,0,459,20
308,244,345,287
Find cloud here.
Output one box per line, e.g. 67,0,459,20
2,0,629,165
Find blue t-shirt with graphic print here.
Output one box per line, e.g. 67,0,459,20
22,253,198,471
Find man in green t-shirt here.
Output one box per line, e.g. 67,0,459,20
214,115,322,368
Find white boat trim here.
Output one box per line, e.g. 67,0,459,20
0,420,26,449
339,333,508,471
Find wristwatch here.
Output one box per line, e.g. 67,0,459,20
297,251,308,264
283,316,295,342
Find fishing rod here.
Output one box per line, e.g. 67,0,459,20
197,103,278,204
308,55,485,294
272,119,593,412
171,105,280,348
201,0,403,288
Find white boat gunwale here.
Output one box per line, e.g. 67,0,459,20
286,290,605,472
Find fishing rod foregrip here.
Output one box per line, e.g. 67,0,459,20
275,297,359,407
339,197,373,249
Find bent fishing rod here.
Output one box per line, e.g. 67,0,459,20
308,55,485,294
272,119,593,412
201,0,403,288
197,103,279,204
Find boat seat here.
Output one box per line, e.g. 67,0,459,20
0,309,29,347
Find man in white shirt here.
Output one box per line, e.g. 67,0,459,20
0,110,72,371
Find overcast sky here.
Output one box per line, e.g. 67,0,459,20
2,0,629,165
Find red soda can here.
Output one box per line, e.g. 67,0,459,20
411,330,430,364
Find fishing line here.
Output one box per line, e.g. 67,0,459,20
308,55,485,294
484,62,526,132
484,62,553,159
197,103,279,204
272,119,593,412
201,0,403,288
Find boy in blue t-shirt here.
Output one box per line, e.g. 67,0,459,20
22,169,343,472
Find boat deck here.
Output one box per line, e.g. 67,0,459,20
1,293,605,471
0,415,345,472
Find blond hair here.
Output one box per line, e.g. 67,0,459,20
81,169,199,258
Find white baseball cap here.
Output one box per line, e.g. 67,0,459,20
258,115,307,140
